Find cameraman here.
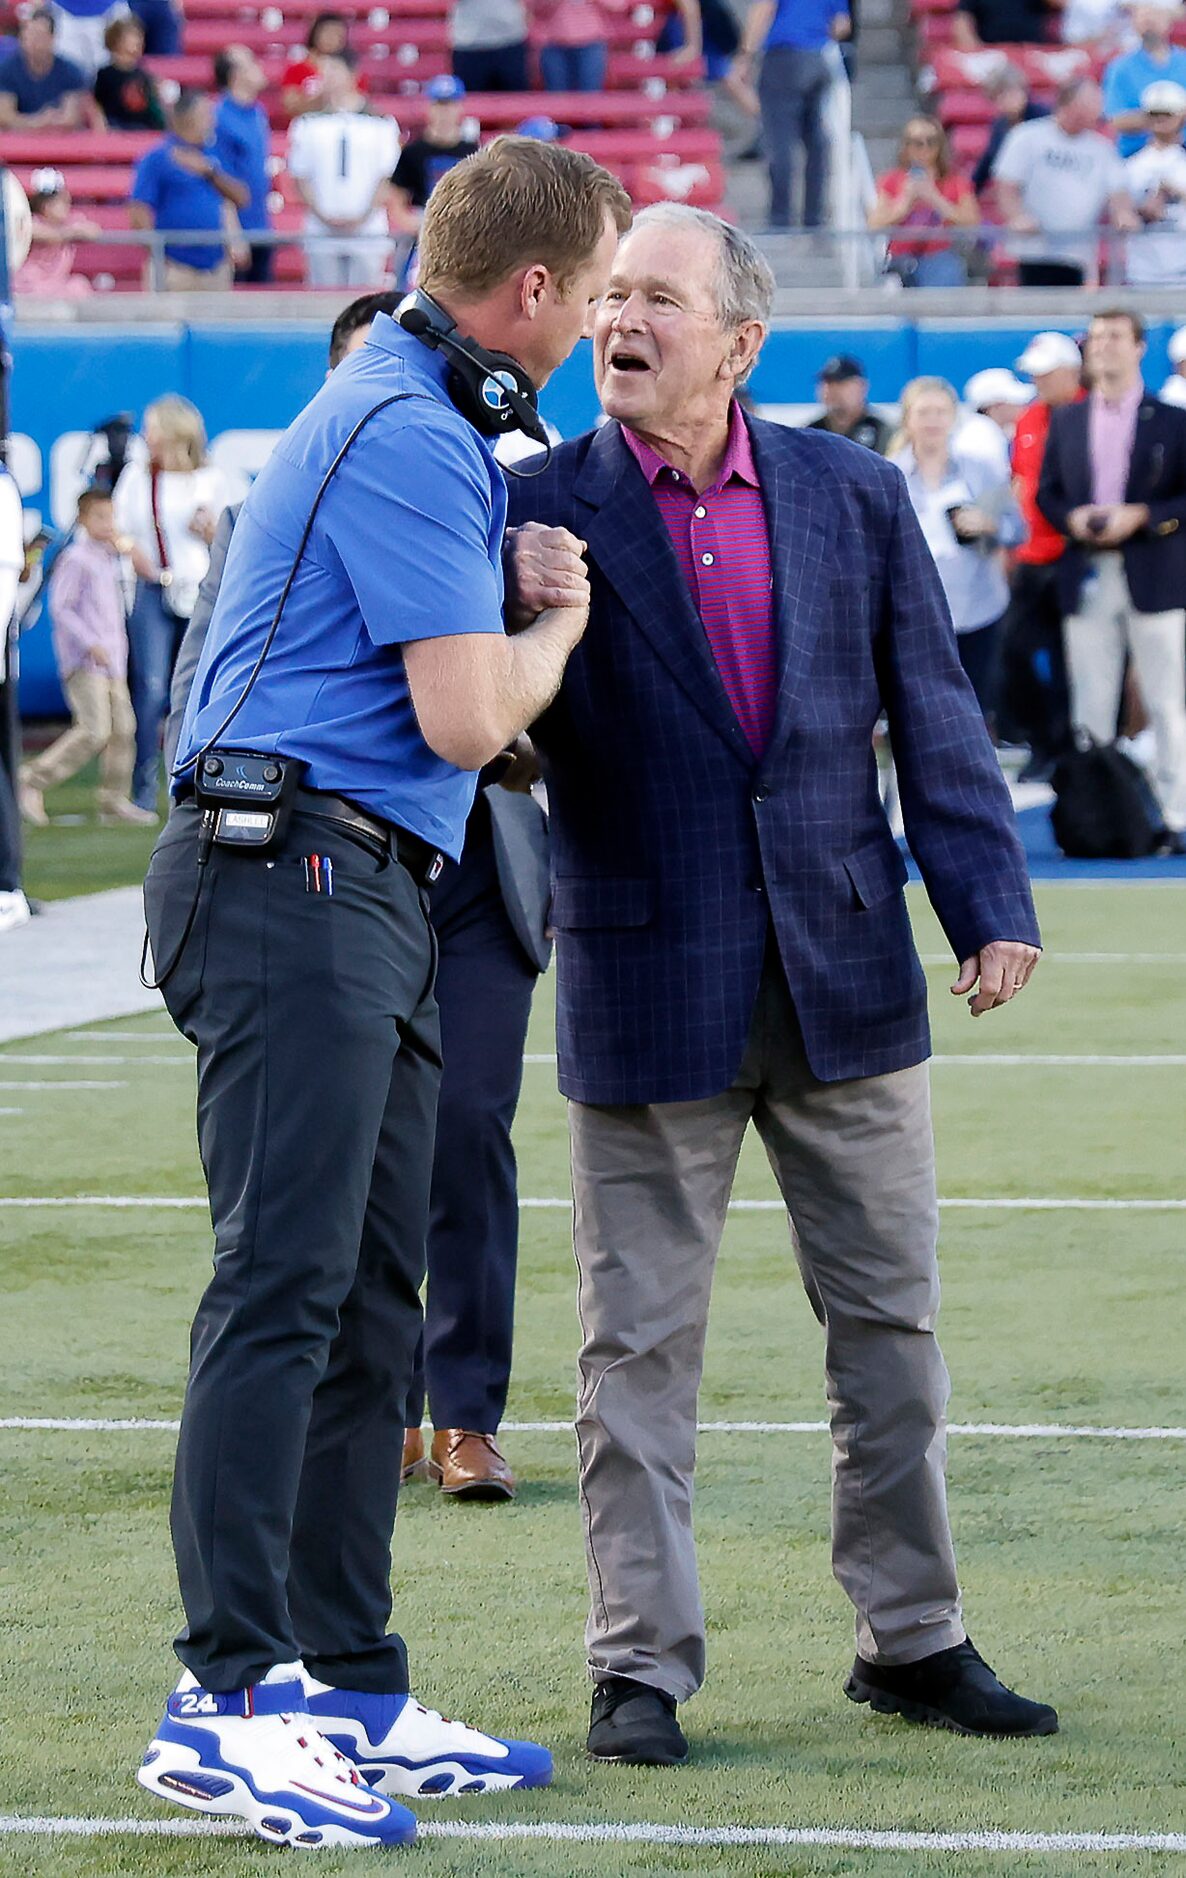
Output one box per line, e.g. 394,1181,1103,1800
138,137,629,1852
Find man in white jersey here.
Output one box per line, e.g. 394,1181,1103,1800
287,55,399,287
1124,79,1186,284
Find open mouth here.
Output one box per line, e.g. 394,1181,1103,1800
608,351,652,374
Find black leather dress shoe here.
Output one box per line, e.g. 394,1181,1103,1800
587,1676,689,1765
845,1638,1058,1737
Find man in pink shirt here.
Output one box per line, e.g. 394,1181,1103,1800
19,489,156,827
1039,307,1186,849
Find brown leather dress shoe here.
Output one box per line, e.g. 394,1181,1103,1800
401,1427,429,1484
429,1429,516,1501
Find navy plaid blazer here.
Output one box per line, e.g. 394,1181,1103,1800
507,414,1039,1104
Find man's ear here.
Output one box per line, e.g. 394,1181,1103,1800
519,263,551,322
727,320,765,385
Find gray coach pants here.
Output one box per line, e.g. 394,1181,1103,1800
571,947,964,1702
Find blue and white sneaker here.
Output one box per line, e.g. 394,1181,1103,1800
137,1669,417,1849
304,1678,553,1798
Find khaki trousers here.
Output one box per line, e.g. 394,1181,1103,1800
571,947,963,1702
163,259,233,292
23,668,135,806
1064,556,1186,833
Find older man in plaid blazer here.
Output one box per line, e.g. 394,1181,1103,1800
506,205,1056,1762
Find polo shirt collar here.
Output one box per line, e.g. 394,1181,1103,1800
621,399,759,495
363,311,453,393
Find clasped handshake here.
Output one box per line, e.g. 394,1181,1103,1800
505,520,591,632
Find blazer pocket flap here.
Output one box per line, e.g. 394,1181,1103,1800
843,837,909,909
550,876,653,930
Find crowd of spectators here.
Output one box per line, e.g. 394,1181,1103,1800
793,323,1186,854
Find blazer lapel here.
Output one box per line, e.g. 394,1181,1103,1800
1127,396,1165,502
749,419,840,773
574,422,753,764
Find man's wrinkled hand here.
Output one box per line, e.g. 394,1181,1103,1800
507,521,589,628
951,940,1040,1017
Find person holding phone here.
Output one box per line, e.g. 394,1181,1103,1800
868,116,978,286
889,376,1023,717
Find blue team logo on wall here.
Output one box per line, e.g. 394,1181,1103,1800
481,370,518,413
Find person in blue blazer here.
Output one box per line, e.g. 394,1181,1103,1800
506,203,1056,1764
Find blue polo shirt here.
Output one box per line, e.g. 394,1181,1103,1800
215,94,271,233
1103,43,1186,155
764,0,848,51
0,49,86,113
131,133,235,269
176,317,508,859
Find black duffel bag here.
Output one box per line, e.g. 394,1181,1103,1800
1050,737,1163,859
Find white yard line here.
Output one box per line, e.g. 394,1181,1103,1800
522,1053,1186,1068
0,1815,1182,1853
0,1081,127,1090
1,1194,1183,1213
62,1031,180,1041
0,1055,191,1066
4,1416,1184,1440
919,952,1186,964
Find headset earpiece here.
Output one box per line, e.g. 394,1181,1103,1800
397,290,549,449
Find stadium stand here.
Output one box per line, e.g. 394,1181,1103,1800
0,0,724,289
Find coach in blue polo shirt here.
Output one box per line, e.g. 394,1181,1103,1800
130,89,249,288
136,138,629,1854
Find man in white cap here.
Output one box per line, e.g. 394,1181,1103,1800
999,332,1083,778
1161,324,1186,406
1103,0,1186,154
963,367,1033,445
1124,79,1186,282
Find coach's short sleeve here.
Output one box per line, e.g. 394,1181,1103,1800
324,403,505,648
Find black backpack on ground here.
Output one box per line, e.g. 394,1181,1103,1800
1050,737,1163,859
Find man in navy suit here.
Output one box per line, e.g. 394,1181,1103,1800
1038,307,1186,851
506,204,1057,1762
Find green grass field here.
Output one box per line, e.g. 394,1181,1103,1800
2,883,1185,1877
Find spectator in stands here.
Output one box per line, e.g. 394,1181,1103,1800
972,64,1048,197
994,77,1138,285
1038,307,1186,851
390,74,477,234
287,57,399,287
18,490,154,830
127,0,181,56
93,15,165,129
999,330,1081,779
732,0,850,230
963,367,1032,447
51,0,128,81
953,0,1053,49
13,165,99,298
114,394,238,812
0,9,90,130
868,115,978,286
535,0,629,91
130,89,250,290
1124,79,1186,281
1160,321,1186,404
214,45,273,285
1103,0,1186,154
282,11,362,120
449,0,530,91
890,375,1023,716
805,352,890,450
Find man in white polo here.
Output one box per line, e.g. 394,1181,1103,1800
287,55,399,288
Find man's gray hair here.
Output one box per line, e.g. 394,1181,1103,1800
631,203,775,342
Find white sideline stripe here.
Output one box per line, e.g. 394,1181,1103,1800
0,1080,127,1090
5,1416,1185,1440
62,1030,179,1041
1,1195,1184,1213
0,1107,24,1114
0,1816,1182,1853
0,1055,190,1066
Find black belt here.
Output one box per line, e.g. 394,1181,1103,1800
292,789,445,885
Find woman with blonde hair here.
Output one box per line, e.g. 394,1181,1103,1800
869,115,978,287
114,394,241,810
889,375,1022,717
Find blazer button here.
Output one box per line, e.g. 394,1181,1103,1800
753,789,767,802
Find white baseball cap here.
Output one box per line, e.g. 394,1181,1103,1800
1168,324,1186,365
963,367,1034,410
1014,331,1082,378
1141,78,1186,113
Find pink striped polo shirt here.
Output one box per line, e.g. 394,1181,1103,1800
621,402,776,757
